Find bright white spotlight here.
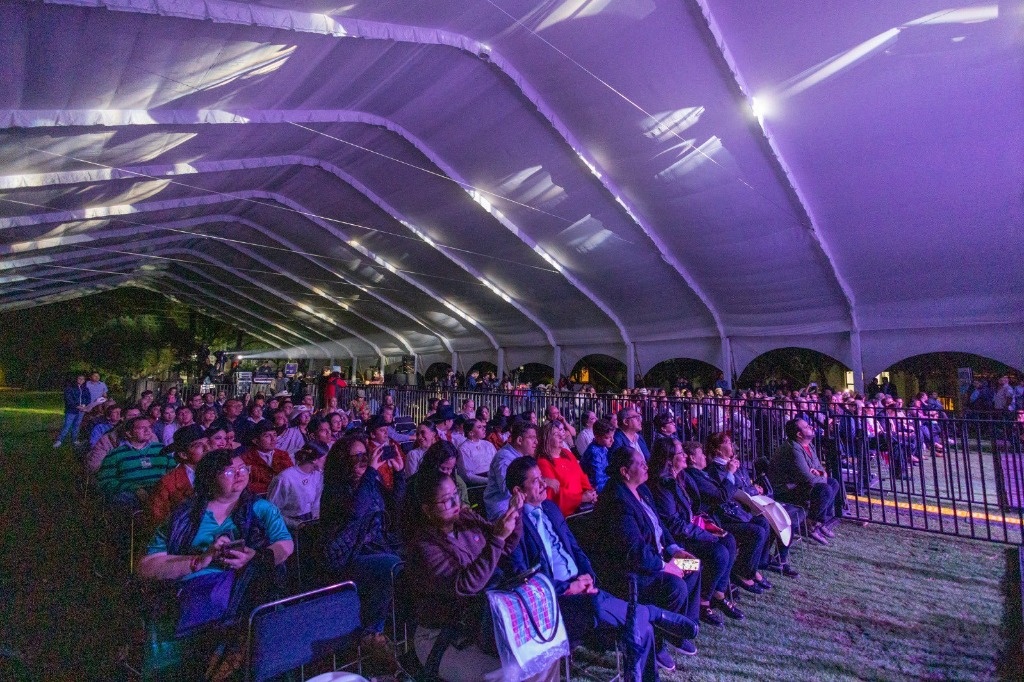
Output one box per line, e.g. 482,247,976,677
750,96,769,125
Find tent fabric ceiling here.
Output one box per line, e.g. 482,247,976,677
1,0,1021,382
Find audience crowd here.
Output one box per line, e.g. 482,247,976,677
60,368,1024,681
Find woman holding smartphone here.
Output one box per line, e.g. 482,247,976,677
648,437,743,626
138,448,293,677
319,433,405,661
405,469,557,681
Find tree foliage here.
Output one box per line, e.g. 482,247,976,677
0,287,248,392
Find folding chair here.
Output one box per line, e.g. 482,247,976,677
289,520,329,594
393,416,416,435
466,484,486,509
388,561,411,656
246,582,368,682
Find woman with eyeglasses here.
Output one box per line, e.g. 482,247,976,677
138,448,293,677
407,441,470,507
319,433,405,655
405,468,557,681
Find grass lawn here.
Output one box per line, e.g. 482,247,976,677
1,391,1021,681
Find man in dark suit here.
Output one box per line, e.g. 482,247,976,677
769,418,842,544
504,456,698,676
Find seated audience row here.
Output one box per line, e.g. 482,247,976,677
83,383,851,680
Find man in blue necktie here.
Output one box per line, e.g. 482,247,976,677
504,457,698,677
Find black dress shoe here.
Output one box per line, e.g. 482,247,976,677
781,563,801,578
711,596,745,620
733,579,763,595
699,605,724,627
755,575,773,590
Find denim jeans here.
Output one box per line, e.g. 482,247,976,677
342,553,402,634
56,411,83,444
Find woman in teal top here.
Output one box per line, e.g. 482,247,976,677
139,448,293,675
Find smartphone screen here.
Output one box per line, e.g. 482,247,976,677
222,539,246,553
381,445,398,461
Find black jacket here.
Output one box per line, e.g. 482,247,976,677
591,479,678,596
648,474,718,544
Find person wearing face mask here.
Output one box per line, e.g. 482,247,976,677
267,443,329,528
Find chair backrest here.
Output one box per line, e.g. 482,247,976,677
246,582,361,682
566,508,599,555
393,417,416,434
293,520,329,592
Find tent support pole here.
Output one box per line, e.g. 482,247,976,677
497,347,505,380
626,343,636,389
722,337,734,390
851,330,864,393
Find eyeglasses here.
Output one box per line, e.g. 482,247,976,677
433,494,461,510
221,465,251,478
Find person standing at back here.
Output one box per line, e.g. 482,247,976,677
85,371,109,409
54,374,90,449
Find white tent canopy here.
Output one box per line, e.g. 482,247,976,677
2,0,1021,385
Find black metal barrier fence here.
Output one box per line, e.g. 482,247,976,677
336,385,1024,545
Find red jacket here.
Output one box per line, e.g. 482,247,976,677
241,447,293,495
538,449,594,517
149,465,194,526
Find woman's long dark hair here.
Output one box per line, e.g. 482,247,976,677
409,468,455,536
192,448,237,502
649,437,679,479
320,433,370,530
420,440,458,472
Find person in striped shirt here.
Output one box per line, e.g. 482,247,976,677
97,416,174,512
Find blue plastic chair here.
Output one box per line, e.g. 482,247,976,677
245,581,365,682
